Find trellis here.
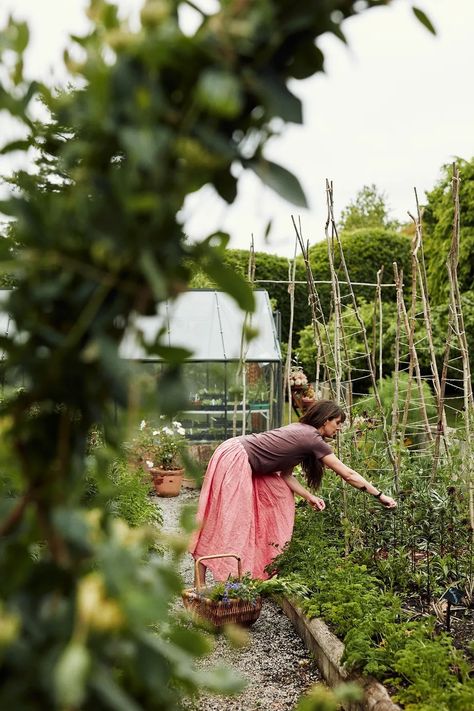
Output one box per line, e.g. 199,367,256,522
256,166,473,532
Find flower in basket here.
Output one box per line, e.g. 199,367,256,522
204,573,311,606
206,574,261,606
134,419,186,471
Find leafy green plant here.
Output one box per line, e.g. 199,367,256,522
296,682,362,711
106,458,162,528
270,472,474,710
129,419,186,470
355,372,437,442
204,573,310,606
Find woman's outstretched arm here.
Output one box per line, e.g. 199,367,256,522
280,471,325,511
322,453,397,508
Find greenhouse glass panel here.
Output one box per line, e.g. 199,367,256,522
122,290,283,443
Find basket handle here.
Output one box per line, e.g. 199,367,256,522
195,553,242,590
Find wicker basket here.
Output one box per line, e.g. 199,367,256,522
182,554,262,627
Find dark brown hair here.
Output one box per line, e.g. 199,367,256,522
299,400,346,490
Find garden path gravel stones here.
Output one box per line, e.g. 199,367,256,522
156,489,323,711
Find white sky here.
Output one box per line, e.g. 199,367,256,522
1,0,473,257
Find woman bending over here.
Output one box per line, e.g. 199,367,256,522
189,400,396,583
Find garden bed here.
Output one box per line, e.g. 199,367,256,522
279,596,401,711
269,468,474,711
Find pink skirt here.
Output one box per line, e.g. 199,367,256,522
189,439,295,581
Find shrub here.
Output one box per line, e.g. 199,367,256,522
107,458,162,529
306,228,412,318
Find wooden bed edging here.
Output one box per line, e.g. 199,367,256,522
278,597,402,711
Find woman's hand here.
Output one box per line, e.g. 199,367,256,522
307,493,325,511
379,494,397,509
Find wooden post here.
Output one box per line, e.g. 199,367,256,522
291,216,335,400
446,165,474,536
325,181,399,486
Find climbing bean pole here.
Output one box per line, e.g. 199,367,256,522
400,231,434,444
291,215,335,400
408,191,449,475
446,166,474,535
391,264,402,467
372,265,384,385
325,183,343,404
325,182,399,485
1,1,404,705
232,236,256,437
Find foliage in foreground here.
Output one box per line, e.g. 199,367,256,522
1,0,415,706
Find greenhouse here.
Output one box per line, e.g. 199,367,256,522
120,289,283,442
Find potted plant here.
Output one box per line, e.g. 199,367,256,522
133,419,187,497
301,383,317,411
288,365,308,392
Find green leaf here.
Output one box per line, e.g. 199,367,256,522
91,666,142,711
179,502,198,534
247,73,302,124
0,200,21,218
249,159,308,208
412,7,436,35
0,139,30,155
144,343,192,362
194,665,246,694
264,218,273,240
168,626,213,657
158,365,189,415
54,643,90,707
14,21,29,54
212,170,238,203
288,41,325,80
53,508,91,549
203,258,255,312
139,250,167,301
196,69,243,119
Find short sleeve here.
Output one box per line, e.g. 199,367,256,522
312,432,332,459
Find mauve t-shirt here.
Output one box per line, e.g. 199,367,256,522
238,422,332,474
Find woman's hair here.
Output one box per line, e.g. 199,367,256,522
298,400,346,490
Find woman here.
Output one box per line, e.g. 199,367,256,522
189,400,396,583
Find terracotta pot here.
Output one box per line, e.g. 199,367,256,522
150,467,184,497
301,397,316,412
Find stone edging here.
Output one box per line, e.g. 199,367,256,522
278,597,402,711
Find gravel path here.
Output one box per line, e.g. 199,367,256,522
156,488,323,711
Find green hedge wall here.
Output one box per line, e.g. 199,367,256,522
306,227,412,318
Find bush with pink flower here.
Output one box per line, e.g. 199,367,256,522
288,366,308,390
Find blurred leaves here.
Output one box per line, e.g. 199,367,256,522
296,683,362,711
249,158,308,208
0,0,401,707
